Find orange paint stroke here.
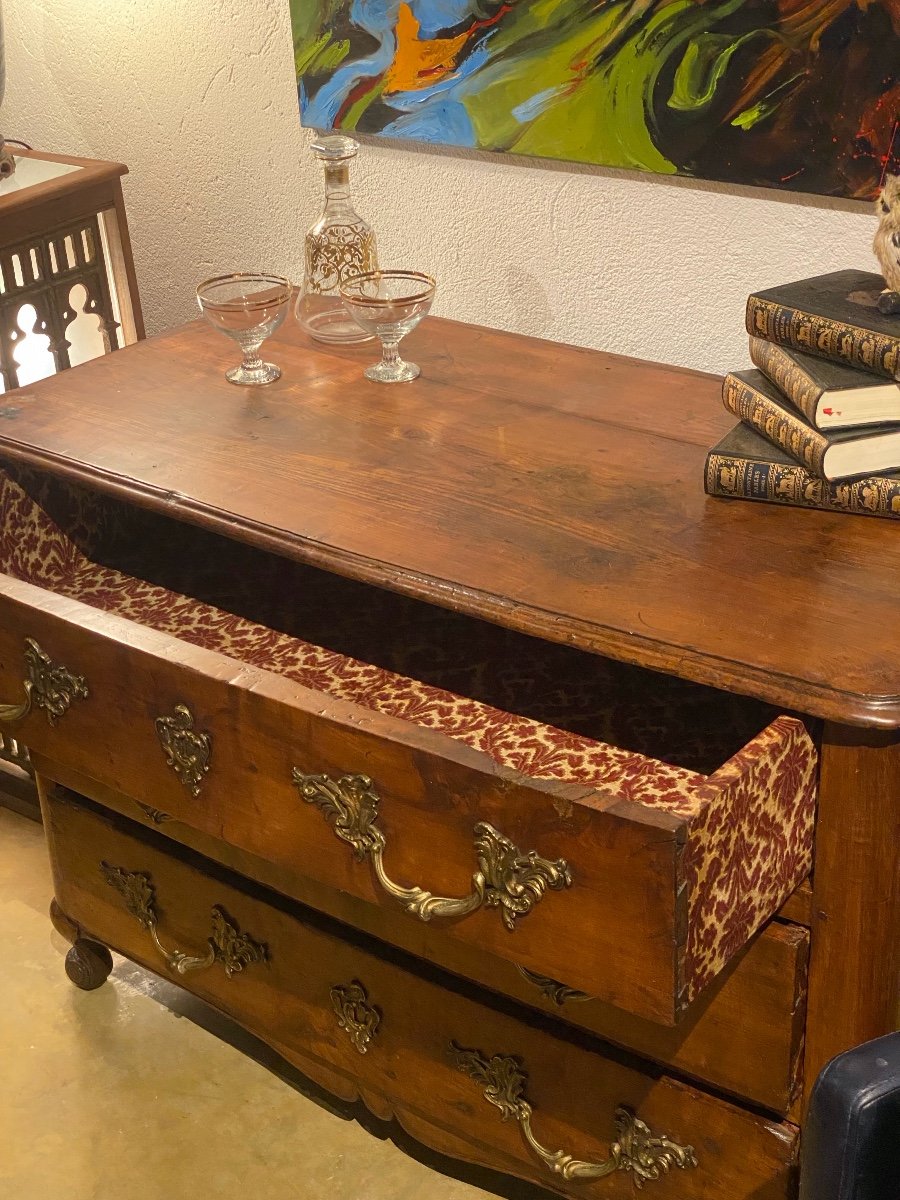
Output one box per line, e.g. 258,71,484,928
384,2,513,95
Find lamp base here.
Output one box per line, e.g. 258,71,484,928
0,139,16,179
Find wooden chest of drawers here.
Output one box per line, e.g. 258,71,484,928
2,315,899,1198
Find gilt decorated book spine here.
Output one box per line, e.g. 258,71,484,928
748,339,820,424
705,449,900,519
746,297,900,379
722,373,828,475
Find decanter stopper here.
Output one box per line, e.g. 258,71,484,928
296,134,377,344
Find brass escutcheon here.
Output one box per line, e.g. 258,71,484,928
155,704,211,796
450,1042,698,1187
291,769,572,930
0,638,88,725
100,862,267,978
516,965,592,1006
330,979,381,1054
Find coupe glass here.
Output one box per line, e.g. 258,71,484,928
340,270,436,383
196,273,292,386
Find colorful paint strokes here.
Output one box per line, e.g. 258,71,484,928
291,0,900,199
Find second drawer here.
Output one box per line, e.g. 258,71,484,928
44,788,799,1200
42,751,810,1116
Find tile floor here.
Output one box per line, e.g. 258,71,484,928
0,805,532,1200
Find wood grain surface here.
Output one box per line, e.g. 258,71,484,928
43,787,799,1200
0,572,707,1024
803,726,900,1107
34,761,811,1115
0,315,898,725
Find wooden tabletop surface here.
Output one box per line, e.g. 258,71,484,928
1,315,897,728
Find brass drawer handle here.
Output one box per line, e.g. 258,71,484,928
516,965,592,1006
0,638,88,725
450,1042,698,1187
155,704,211,796
292,769,572,929
100,862,268,977
330,979,381,1054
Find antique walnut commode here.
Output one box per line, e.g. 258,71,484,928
0,315,897,1199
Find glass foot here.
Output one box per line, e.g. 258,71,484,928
364,359,420,384
299,303,375,344
226,362,281,386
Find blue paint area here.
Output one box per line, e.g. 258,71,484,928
409,0,485,38
350,0,401,36
382,98,476,144
303,4,494,134
301,30,396,127
512,86,563,124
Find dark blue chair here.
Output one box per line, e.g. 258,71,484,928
800,1033,900,1200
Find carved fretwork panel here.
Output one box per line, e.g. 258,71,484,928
0,215,121,392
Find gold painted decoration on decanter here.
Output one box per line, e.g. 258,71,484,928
155,704,211,796
0,638,89,725
291,768,572,928
449,1042,698,1187
330,980,382,1054
305,225,376,294
100,862,267,978
516,965,592,1006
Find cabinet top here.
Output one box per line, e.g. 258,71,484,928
1,315,897,728
0,149,128,215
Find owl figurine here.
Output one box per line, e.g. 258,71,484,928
873,175,900,313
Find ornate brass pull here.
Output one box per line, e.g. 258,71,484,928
100,862,267,977
450,1043,698,1187
0,638,88,725
155,704,211,796
330,980,382,1054
516,965,592,1006
292,769,572,929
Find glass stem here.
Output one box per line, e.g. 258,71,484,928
241,339,264,370
381,340,401,367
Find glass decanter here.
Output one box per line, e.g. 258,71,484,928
296,135,377,344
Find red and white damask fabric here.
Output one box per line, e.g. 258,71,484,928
684,715,817,999
0,467,704,809
0,466,817,992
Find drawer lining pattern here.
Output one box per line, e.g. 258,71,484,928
1,467,817,1001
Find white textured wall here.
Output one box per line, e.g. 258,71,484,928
2,0,878,373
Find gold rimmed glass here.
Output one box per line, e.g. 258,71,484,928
340,270,436,383
196,272,292,386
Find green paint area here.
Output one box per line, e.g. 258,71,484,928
290,0,900,198
291,0,344,50
296,33,350,77
463,0,754,172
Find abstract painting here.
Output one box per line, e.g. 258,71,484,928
292,0,900,200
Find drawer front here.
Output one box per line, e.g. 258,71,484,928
39,758,809,1115
45,790,799,1200
1,573,815,1023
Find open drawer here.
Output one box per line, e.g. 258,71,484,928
0,465,817,1024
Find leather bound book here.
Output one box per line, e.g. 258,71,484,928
749,337,900,430
722,369,900,480
705,423,900,520
746,270,900,380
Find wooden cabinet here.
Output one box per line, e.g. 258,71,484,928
2,313,899,1196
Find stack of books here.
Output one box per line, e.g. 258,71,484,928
705,269,900,519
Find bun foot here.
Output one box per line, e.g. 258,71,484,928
65,939,114,991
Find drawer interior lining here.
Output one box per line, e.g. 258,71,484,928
2,464,783,818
